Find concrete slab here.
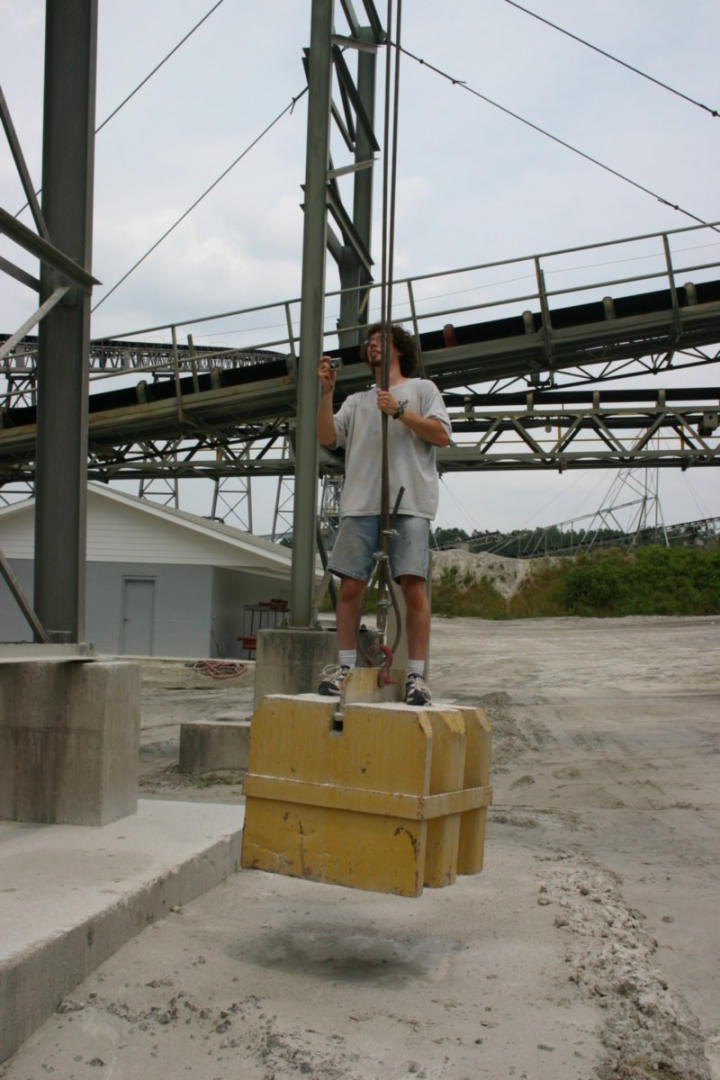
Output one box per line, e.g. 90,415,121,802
0,799,245,1065
0,644,95,661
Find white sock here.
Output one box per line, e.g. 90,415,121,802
407,659,425,678
339,649,357,670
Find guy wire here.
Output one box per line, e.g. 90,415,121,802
374,0,404,656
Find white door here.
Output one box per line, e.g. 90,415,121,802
121,577,155,655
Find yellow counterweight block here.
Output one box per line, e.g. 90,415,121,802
241,695,492,897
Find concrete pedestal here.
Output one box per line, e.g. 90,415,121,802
178,719,251,774
254,627,337,708
0,659,140,825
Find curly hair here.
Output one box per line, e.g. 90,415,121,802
363,322,418,377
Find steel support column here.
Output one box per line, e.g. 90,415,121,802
34,0,97,642
290,0,333,627
338,27,377,345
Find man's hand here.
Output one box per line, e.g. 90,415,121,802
375,389,398,416
317,356,338,446
318,355,337,396
376,388,450,446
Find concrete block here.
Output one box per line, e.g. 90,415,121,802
341,665,406,704
0,659,140,825
254,627,337,707
178,719,251,774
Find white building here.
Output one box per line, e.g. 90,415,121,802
0,484,309,658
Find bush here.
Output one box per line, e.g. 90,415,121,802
318,546,720,620
562,546,720,617
507,560,569,618
432,574,508,619
564,553,625,615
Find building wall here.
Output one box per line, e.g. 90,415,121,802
88,562,213,657
212,568,290,658
1,560,213,657
0,559,34,644
2,559,293,658
0,491,297,657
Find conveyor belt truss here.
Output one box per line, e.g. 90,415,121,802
1,223,719,481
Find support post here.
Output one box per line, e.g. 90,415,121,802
290,0,334,627
34,1,98,642
338,27,377,346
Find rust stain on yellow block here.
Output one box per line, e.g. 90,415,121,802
241,694,492,897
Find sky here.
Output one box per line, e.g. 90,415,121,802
1,0,718,536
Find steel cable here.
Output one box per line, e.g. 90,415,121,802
358,0,405,664
503,0,719,120
398,43,718,235
92,87,308,312
14,0,227,219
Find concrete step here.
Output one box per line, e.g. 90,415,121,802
0,799,245,1065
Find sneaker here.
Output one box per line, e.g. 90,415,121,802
405,672,432,706
318,664,352,696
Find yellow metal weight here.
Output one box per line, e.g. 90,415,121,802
241,694,492,897
457,706,493,874
423,709,467,888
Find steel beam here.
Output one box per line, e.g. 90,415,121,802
34,0,97,643
0,207,98,290
291,0,334,627
0,286,70,364
0,86,49,241
337,28,377,346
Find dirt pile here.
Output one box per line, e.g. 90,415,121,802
431,547,550,598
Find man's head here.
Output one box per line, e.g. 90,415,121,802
363,322,418,377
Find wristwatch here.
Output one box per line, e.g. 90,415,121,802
393,404,405,419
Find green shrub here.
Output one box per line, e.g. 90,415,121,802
507,560,569,618
562,546,720,617
319,546,720,620
439,565,460,587
564,553,625,615
432,574,508,619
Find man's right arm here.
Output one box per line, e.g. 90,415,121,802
317,355,337,446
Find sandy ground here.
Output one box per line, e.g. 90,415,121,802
1,615,719,1080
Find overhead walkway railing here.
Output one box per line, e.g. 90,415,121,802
99,218,720,373
1,221,719,477
3,218,718,381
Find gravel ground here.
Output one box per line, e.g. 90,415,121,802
2,614,718,1080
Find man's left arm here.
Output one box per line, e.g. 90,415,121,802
394,408,450,446
376,384,451,446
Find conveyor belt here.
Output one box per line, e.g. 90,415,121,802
1,278,719,472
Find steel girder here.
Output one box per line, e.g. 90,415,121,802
2,394,717,486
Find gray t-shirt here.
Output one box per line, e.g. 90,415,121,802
332,377,452,519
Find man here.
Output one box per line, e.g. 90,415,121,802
316,322,452,705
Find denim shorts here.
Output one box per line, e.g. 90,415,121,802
327,515,430,582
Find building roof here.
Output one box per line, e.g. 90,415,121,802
0,483,306,578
